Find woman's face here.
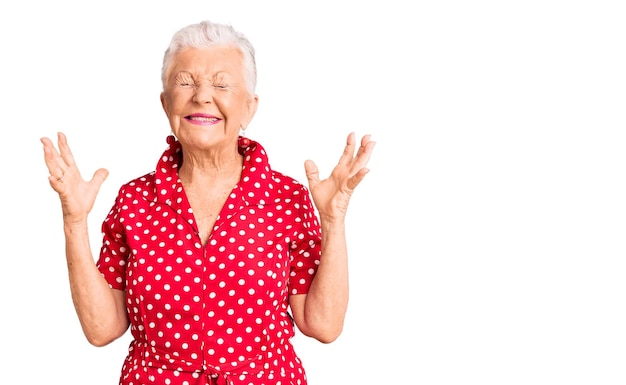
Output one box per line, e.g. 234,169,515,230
160,45,258,152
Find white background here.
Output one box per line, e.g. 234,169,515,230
1,1,625,384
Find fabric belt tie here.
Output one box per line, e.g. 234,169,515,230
139,344,265,385
201,367,230,385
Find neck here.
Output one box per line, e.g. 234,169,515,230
178,149,244,185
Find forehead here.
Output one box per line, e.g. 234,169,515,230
168,45,245,78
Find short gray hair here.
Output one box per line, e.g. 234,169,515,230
161,20,257,95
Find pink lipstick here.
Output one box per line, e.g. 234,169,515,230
185,113,221,126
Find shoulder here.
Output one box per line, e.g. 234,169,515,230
115,171,157,199
268,170,314,209
270,170,309,194
243,139,311,201
271,169,304,189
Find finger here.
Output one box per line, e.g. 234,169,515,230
41,137,65,178
359,136,376,159
57,132,77,167
346,167,370,191
304,159,320,189
351,134,372,163
349,135,376,173
360,134,373,152
337,132,357,167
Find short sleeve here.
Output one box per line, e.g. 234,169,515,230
96,188,130,290
288,185,322,295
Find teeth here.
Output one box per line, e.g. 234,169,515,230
190,116,217,122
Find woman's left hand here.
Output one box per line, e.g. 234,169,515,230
304,132,375,222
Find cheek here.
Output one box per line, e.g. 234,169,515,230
162,95,172,115
163,93,186,115
161,95,182,131
224,97,248,118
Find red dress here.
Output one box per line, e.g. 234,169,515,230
97,136,322,385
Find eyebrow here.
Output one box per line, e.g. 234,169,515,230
173,70,232,78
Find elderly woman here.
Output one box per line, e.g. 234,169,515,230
41,20,374,385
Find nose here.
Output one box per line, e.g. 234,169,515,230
192,83,213,104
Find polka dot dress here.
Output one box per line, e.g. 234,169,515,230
97,136,322,385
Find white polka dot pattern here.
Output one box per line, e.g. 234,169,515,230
97,136,321,385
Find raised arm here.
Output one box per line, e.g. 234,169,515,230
41,132,129,346
290,132,375,343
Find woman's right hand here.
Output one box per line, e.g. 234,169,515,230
41,132,109,224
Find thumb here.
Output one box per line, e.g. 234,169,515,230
91,168,109,189
304,160,320,188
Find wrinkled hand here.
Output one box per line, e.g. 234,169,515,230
304,132,375,222
41,132,109,224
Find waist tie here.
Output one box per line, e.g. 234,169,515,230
137,344,265,385
201,366,232,385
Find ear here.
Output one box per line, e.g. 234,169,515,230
160,92,169,116
241,94,259,129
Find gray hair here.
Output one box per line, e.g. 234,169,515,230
161,20,257,95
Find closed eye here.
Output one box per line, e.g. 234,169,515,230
173,71,196,88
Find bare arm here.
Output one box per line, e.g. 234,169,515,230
42,132,129,346
290,132,375,343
